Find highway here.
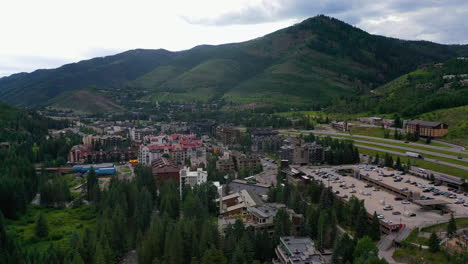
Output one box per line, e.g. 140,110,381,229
278,129,468,176
354,144,468,171
280,128,467,154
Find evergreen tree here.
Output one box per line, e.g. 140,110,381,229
406,159,411,171
70,251,85,264
428,232,440,252
447,214,457,236
373,154,380,165
353,236,379,262
202,248,227,264
395,157,402,171
273,208,292,242
94,244,106,264
86,167,99,201
35,212,49,238
355,206,368,238
370,212,381,241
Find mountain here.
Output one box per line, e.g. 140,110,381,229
328,56,468,116
1,15,468,112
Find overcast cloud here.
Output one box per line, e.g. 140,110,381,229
1,0,467,77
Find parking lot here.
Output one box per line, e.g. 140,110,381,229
297,165,468,229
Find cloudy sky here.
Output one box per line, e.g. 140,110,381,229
1,0,467,77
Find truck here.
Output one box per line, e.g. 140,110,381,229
405,152,424,159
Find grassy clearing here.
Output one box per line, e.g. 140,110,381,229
422,218,468,233
355,142,468,167
393,247,454,264
316,133,468,158
406,229,430,246
275,110,366,121
5,205,96,252
358,148,468,178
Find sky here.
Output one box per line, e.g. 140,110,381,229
1,0,467,77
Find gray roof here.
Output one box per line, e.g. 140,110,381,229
407,120,442,127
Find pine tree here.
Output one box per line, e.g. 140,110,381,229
70,251,85,264
428,232,440,252
353,236,378,261
406,159,411,171
86,167,99,201
447,214,457,236
355,206,368,239
370,212,381,241
395,156,403,170
94,244,106,264
35,212,49,238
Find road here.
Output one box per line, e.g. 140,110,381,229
279,129,468,172
355,144,468,171
255,158,278,186
331,135,465,162
280,129,467,154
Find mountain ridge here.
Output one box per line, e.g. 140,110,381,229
1,15,468,112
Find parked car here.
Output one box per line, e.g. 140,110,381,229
402,200,410,204
392,211,401,215
383,205,393,211
409,213,417,217
377,214,385,219
394,197,403,201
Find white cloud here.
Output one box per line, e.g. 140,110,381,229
0,0,467,77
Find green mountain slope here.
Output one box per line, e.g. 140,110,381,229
1,15,468,111
417,106,468,147
328,57,468,116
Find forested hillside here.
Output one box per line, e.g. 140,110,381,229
328,57,468,116
1,15,468,112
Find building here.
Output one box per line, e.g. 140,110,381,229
151,157,181,183
216,158,236,173
190,119,217,136
68,145,137,164
130,127,158,141
358,117,383,125
232,151,261,172
179,167,208,187
306,142,324,164
406,120,448,138
72,163,116,175
217,189,257,217
274,237,325,264
138,134,206,166
331,121,351,132
279,138,309,165
218,203,303,235
83,135,127,148
250,129,283,152
216,125,241,145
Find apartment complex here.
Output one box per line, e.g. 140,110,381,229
138,134,206,166
274,237,325,264
406,120,448,138
250,129,283,152
151,157,181,183
179,166,208,187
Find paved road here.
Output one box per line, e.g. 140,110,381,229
255,158,278,186
282,129,467,154
280,129,468,171
355,144,468,171
335,136,466,162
